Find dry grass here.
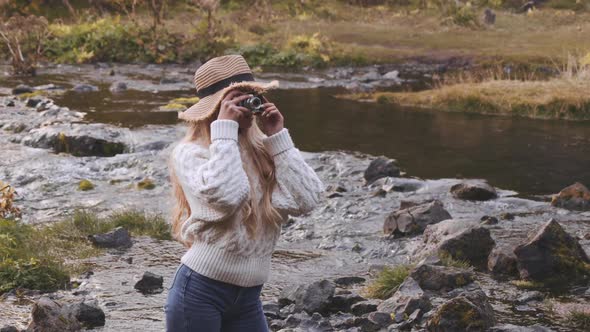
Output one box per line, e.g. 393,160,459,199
154,1,590,66
339,54,590,120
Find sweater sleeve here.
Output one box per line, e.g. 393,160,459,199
173,119,250,223
263,128,325,216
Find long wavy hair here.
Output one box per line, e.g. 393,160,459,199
168,108,283,248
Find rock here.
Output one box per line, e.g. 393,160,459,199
5,99,15,107
88,227,132,248
367,312,392,328
64,300,106,328
450,182,497,201
27,297,82,332
23,124,127,157
501,213,515,221
351,300,380,316
263,300,281,320
551,182,590,211
281,280,336,314
134,271,164,294
109,81,128,93
383,70,399,80
514,219,590,285
160,77,183,84
331,293,366,313
383,200,452,236
13,84,33,94
481,215,499,225
423,219,496,269
377,277,431,319
410,264,473,291
364,158,400,185
1,326,19,332
488,246,518,277
71,84,99,93
483,8,496,25
26,98,42,108
490,324,554,331
334,276,366,286
516,291,544,304
426,290,495,331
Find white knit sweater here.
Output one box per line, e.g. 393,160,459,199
171,119,325,287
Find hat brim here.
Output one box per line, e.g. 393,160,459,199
178,80,280,122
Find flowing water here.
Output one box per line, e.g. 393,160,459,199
26,68,590,196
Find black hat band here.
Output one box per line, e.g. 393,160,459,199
196,73,254,98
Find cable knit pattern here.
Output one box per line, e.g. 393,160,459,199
172,119,325,287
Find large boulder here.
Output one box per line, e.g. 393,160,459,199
364,158,400,184
422,219,496,269
26,297,81,332
23,124,127,157
426,290,496,331
551,182,590,211
410,264,473,292
450,182,497,201
514,219,590,285
383,200,452,236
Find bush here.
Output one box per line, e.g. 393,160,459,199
0,208,171,294
0,181,21,219
364,264,413,299
0,15,49,75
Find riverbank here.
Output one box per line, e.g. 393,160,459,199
2,1,590,72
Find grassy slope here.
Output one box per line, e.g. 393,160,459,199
220,4,590,65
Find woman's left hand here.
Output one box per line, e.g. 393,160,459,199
260,101,284,137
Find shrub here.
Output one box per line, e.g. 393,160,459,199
0,181,21,219
0,15,49,75
364,264,413,299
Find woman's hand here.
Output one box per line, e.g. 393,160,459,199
260,97,284,137
218,90,254,123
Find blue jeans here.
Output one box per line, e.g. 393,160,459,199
164,263,269,332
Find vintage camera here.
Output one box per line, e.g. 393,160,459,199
238,93,265,114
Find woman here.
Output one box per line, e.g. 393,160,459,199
164,54,325,331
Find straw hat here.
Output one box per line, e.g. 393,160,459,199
179,54,279,122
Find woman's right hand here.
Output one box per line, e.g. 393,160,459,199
217,90,253,122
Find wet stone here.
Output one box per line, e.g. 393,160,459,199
351,300,380,316
12,84,33,95
63,300,106,328
0,326,18,332
72,84,99,93
88,227,132,248
377,277,431,319
410,264,473,292
383,200,452,236
551,182,590,211
364,157,400,185
488,246,519,277
134,271,164,294
426,290,496,332
450,181,497,201
28,297,82,332
334,276,366,286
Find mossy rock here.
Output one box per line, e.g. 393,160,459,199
78,179,95,191
514,219,590,287
137,179,155,190
427,290,495,331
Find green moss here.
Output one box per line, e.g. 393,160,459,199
16,90,47,99
364,264,413,299
170,97,200,105
137,178,156,190
78,179,94,191
160,103,187,111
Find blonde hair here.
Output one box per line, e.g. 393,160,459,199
169,109,283,248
